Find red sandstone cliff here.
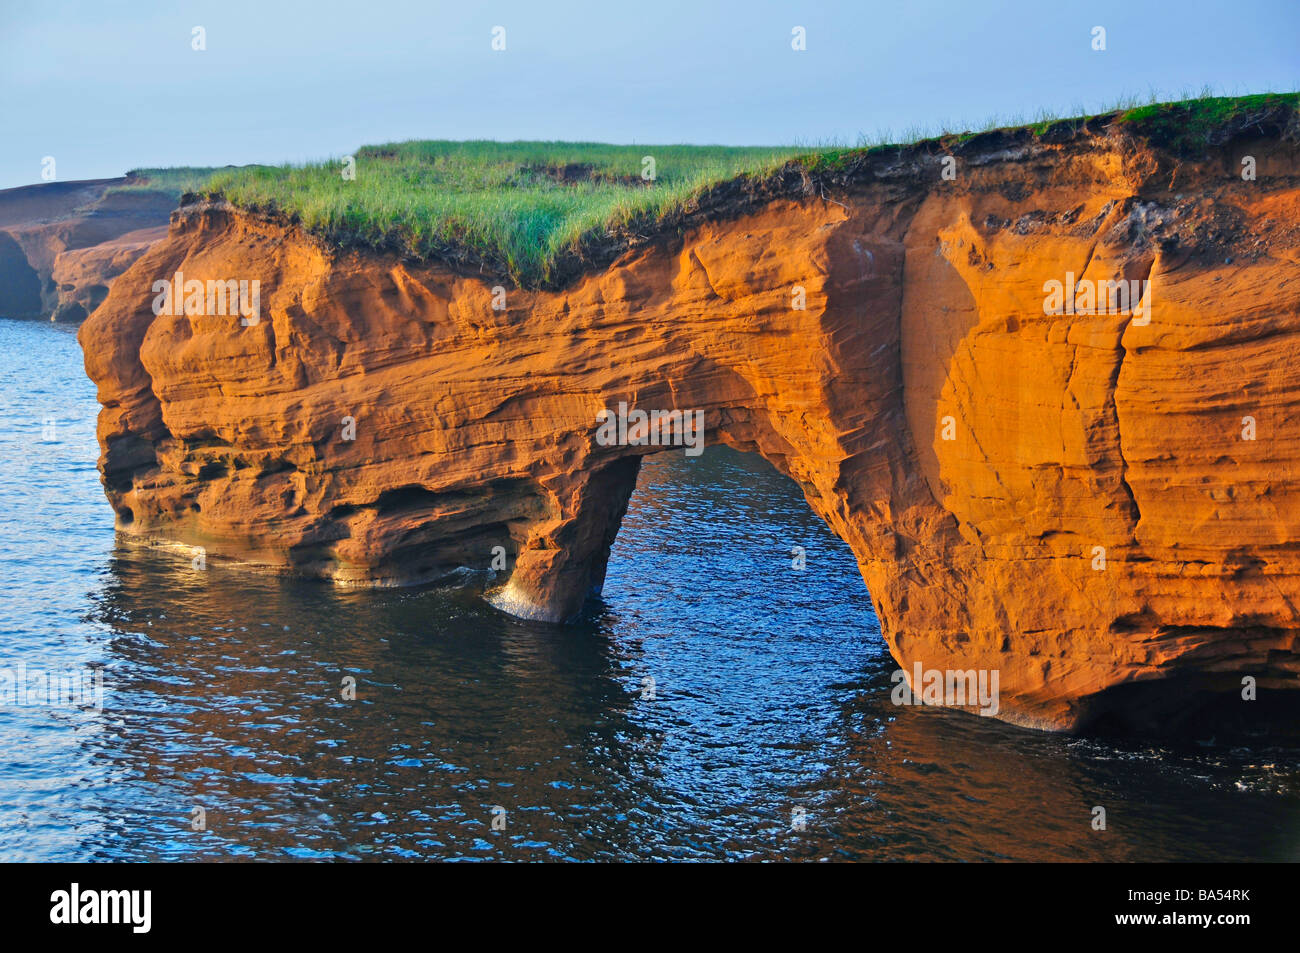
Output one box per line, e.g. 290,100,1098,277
79,114,1300,733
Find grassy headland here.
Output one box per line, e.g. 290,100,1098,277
138,92,1298,287
204,143,806,285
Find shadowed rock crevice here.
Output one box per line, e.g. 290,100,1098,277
0,231,43,317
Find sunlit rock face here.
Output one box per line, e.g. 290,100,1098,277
79,122,1300,732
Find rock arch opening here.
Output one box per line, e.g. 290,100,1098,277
594,446,883,644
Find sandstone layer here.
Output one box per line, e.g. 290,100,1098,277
80,117,1300,732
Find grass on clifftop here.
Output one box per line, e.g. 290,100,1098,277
158,92,1294,288
1115,92,1299,153
204,143,805,285
106,167,225,203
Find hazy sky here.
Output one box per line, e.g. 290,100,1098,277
2,0,1296,189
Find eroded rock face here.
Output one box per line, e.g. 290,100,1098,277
79,128,1300,732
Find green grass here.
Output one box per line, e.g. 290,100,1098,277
203,143,805,285
139,91,1295,288
1115,92,1300,153
106,166,227,203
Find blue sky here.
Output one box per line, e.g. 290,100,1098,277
2,0,1296,188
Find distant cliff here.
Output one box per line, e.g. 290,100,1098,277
79,105,1300,733
0,178,172,322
